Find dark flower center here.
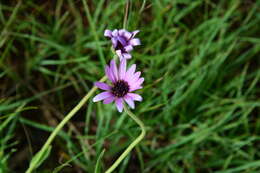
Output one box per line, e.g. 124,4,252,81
112,80,129,97
115,38,127,53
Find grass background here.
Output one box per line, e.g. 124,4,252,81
1,0,260,172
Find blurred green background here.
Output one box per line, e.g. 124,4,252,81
0,0,260,172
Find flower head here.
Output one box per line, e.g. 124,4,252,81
104,29,141,61
93,59,144,112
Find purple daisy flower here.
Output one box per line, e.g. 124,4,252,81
104,29,141,61
93,59,144,112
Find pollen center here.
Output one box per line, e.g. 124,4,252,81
112,80,129,97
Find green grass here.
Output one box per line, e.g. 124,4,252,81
1,0,260,172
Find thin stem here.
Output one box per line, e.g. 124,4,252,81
123,0,130,29
105,105,146,173
25,76,107,173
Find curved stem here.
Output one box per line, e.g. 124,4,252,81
105,105,146,173
26,76,107,173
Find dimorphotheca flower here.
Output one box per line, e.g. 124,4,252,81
93,59,144,112
104,29,141,61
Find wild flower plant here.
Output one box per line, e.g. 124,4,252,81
93,29,145,172
25,1,145,172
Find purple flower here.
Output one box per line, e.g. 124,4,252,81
104,29,141,61
93,59,144,112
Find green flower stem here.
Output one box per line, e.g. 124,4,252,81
26,76,107,173
123,0,130,29
105,104,146,173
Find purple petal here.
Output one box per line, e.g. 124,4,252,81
110,60,118,81
103,96,115,104
125,64,136,81
130,38,141,46
127,71,141,84
116,50,122,57
127,64,136,75
95,82,111,90
116,50,124,61
118,36,127,46
133,72,141,81
93,92,112,102
130,77,144,91
104,29,112,37
122,53,131,59
130,86,143,92
124,95,135,109
115,98,123,112
119,58,126,80
111,37,118,48
105,65,115,83
112,29,118,37
130,85,143,92
124,31,132,40
132,30,140,37
127,93,142,101
118,29,127,35
136,77,144,86
124,45,133,52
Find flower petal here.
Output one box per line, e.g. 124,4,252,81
126,64,136,75
112,29,118,36
95,82,111,90
118,36,127,46
127,71,141,85
132,30,140,37
110,60,118,81
118,29,127,35
93,92,112,102
136,77,144,86
130,86,143,92
133,71,141,81
130,38,141,46
104,29,112,37
115,98,124,112
103,96,115,104
124,45,133,52
105,65,115,83
119,58,126,80
111,37,118,48
122,53,131,59
127,93,142,101
116,50,124,61
124,95,135,109
124,31,132,40
130,77,144,91
125,64,136,80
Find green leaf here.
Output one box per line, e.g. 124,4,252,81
29,145,52,170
